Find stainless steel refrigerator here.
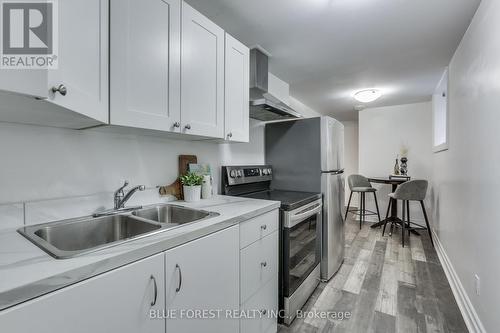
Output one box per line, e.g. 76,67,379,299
265,116,345,280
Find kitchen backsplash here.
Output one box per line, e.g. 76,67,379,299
0,119,267,231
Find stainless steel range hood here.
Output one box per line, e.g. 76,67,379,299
250,49,302,121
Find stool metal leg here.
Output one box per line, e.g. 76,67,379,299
401,200,406,247
382,198,391,236
420,200,434,247
345,191,353,220
359,192,364,229
407,200,411,237
373,192,381,223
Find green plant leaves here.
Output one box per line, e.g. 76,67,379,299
179,171,203,186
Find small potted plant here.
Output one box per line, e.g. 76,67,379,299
179,172,203,202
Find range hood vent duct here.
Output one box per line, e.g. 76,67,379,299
249,49,302,121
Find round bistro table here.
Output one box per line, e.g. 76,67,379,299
368,177,419,235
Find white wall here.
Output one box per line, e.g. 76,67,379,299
432,0,500,330
358,102,433,222
342,121,359,206
219,119,265,166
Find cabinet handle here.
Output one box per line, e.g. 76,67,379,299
227,132,233,138
173,122,181,128
175,264,182,293
261,261,267,267
51,84,67,96
261,309,267,316
150,275,158,306
260,224,267,230
184,124,191,130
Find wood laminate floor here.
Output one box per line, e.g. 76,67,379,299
278,216,468,333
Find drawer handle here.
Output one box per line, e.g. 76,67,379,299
261,261,267,267
150,275,158,306
261,309,267,316
175,264,182,293
260,224,267,230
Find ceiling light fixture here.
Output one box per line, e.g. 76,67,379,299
353,89,382,103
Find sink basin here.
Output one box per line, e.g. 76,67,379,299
19,215,162,259
18,204,219,259
132,204,219,227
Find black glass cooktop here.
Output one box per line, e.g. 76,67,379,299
242,190,322,211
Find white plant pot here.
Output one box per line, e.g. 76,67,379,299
183,185,201,202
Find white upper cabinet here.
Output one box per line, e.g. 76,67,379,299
165,226,240,333
110,0,181,132
0,71,47,99
0,253,165,333
47,0,109,124
224,33,249,142
181,3,225,138
0,0,108,128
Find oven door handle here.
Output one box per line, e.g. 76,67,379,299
289,203,322,226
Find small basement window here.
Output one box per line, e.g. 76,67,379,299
433,69,449,152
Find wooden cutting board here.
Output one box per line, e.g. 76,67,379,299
158,155,197,199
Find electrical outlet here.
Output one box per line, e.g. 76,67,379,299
474,274,480,296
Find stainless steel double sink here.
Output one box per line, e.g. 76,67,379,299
18,204,219,259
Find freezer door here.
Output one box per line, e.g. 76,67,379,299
320,172,345,280
321,117,344,172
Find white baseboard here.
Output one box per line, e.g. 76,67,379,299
432,231,486,333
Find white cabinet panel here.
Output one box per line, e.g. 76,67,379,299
181,3,224,138
240,279,278,333
240,231,278,303
240,210,279,249
0,70,47,99
47,0,109,123
0,253,165,333
110,0,181,131
165,226,239,333
224,33,249,142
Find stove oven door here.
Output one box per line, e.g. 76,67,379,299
282,199,322,298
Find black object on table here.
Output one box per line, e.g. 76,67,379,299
368,177,420,236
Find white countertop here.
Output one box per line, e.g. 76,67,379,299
0,195,280,310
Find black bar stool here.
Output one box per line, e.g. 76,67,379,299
382,179,434,247
345,174,381,229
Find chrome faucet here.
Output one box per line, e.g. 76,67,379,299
114,181,146,209
93,181,146,217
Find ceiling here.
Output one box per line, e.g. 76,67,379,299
185,0,480,120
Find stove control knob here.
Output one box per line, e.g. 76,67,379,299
262,169,268,175
237,170,243,178
229,170,237,178
267,168,272,175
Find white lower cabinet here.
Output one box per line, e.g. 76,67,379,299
240,231,278,303
0,210,279,333
240,278,278,333
165,225,240,333
239,210,279,333
0,253,165,333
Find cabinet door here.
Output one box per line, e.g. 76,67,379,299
224,33,249,142
47,0,109,123
110,0,181,131
181,3,224,138
0,70,47,99
165,226,239,333
0,253,165,333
